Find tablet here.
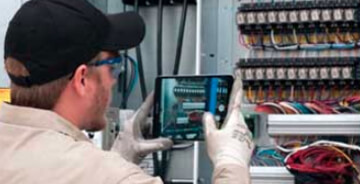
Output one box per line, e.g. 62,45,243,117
153,75,233,140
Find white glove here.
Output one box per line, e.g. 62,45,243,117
203,71,254,168
111,92,173,164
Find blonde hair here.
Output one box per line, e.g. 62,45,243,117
5,57,71,110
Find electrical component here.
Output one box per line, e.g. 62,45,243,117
237,56,360,102
257,12,266,24
236,1,360,49
237,13,246,24
268,11,277,23
289,11,298,23
333,9,343,21
245,68,254,80
256,68,265,80
309,68,319,79
342,67,353,79
311,9,321,21
321,9,332,21
277,68,286,79
247,12,256,24
287,68,297,79
279,11,288,23
266,68,275,79
330,67,341,79
320,67,329,79
345,9,355,21
298,68,308,79
300,10,309,22
237,57,360,81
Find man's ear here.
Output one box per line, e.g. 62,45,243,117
70,64,90,96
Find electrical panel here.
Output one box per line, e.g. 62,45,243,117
236,0,360,183
236,0,360,50
238,52,360,105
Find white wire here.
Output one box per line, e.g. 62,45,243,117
262,102,287,114
292,28,298,45
279,140,360,163
271,30,298,50
278,102,300,114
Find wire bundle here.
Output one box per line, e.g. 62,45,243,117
245,85,359,104
286,146,355,184
118,54,139,107
251,147,285,166
281,141,360,184
254,97,360,114
240,29,359,51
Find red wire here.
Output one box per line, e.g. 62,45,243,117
286,146,354,184
310,86,315,101
279,87,283,101
238,31,249,49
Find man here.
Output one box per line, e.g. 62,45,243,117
0,0,254,183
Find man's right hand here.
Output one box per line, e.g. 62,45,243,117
202,71,254,168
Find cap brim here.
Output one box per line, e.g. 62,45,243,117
102,12,145,51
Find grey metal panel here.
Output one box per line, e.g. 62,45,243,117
197,142,212,184
166,146,195,181
106,3,197,109
216,0,238,75
200,0,218,75
197,0,236,183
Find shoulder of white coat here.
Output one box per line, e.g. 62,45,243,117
57,139,162,184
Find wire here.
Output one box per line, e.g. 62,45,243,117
285,146,357,184
120,5,129,109
271,30,298,50
280,140,360,154
261,102,287,114
289,85,294,101
238,31,249,49
279,101,300,114
300,43,331,50
247,86,253,103
123,55,139,100
283,140,360,179
133,0,147,101
173,0,188,75
157,0,164,76
332,43,356,50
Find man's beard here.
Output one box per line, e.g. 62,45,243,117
86,83,111,132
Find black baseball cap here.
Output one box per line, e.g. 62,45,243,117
4,0,145,87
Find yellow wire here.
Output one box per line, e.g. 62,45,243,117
258,86,264,103
299,34,305,44
352,32,360,42
263,35,270,45
244,35,250,45
326,146,360,175
247,86,252,103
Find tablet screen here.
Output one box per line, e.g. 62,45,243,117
154,76,233,140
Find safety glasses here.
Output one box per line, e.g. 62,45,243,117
88,56,123,78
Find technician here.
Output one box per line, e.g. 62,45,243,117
0,0,254,183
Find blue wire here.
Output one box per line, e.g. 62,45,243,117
331,43,355,49
300,44,331,50
292,102,313,114
124,55,138,98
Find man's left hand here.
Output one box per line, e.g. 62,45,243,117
111,92,173,164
